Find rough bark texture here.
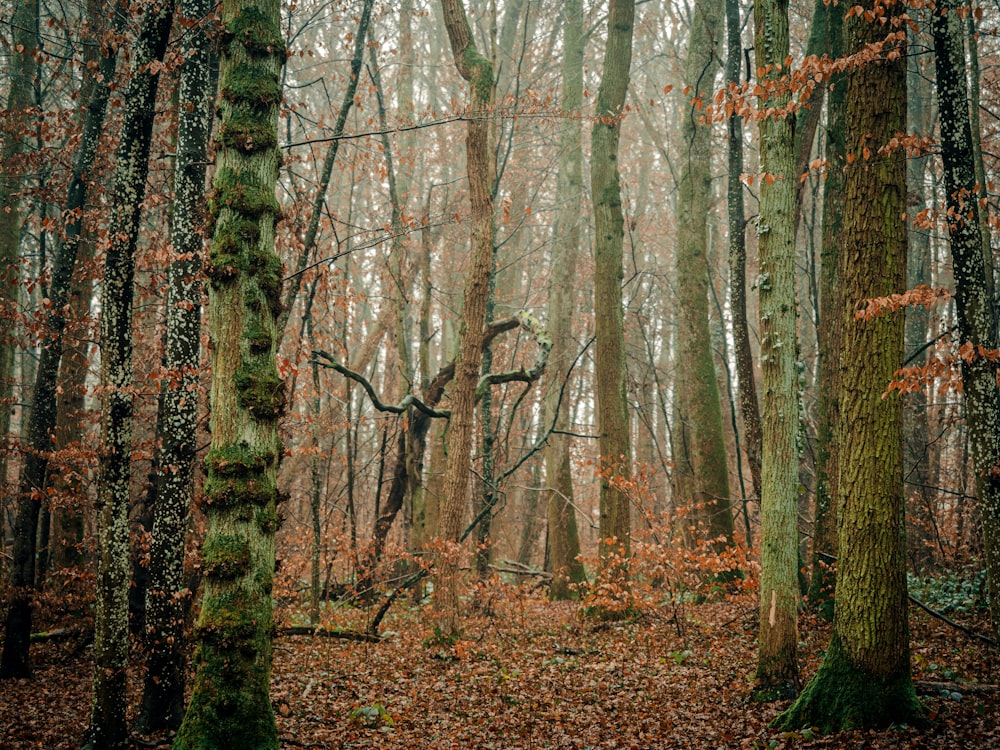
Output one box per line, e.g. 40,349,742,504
1,4,122,680
83,5,174,748
435,0,495,637
136,0,214,731
172,0,286,745
591,0,635,565
777,5,922,729
808,1,845,617
545,0,586,600
931,0,1000,640
675,0,735,547
753,0,801,701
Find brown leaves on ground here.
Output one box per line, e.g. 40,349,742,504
1,588,997,749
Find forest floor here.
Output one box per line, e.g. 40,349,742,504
2,584,998,749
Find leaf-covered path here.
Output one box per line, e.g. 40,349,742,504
2,592,996,748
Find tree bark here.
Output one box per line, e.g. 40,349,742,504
434,0,496,637
173,0,286,745
591,0,635,570
777,4,922,728
752,0,801,700
931,0,1000,640
136,0,215,731
82,4,174,747
808,1,845,617
675,0,735,548
544,0,587,600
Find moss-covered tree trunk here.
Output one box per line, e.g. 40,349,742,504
545,0,586,600
931,0,1000,640
675,0,735,548
172,0,286,746
82,4,174,747
136,0,215,731
777,2,922,729
434,0,495,637
0,3,122,681
752,0,801,701
591,0,635,567
808,1,845,617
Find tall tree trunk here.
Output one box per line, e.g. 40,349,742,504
675,0,735,548
173,0,286,745
591,0,635,570
544,0,586,600
136,0,215,731
725,0,762,511
931,0,1000,640
752,0,800,701
777,3,922,728
808,1,845,617
0,0,39,550
0,2,123,681
83,4,174,747
434,0,495,637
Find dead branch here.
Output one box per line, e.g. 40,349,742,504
278,625,381,643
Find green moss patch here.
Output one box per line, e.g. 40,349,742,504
222,62,282,110
205,442,272,478
226,7,284,58
202,534,252,580
235,361,285,418
217,111,279,155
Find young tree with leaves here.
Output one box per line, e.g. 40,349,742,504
173,0,287,745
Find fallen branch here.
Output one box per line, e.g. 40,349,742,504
914,680,999,695
29,627,91,643
278,625,381,643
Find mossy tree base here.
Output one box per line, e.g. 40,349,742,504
775,634,924,732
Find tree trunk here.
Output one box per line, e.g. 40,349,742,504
434,0,496,638
545,0,586,600
808,1,845,617
752,0,801,701
777,4,922,728
931,0,1000,641
136,0,214,731
0,2,123,681
82,4,174,747
591,0,635,571
725,0,762,511
675,0,735,548
172,0,286,745
0,0,39,548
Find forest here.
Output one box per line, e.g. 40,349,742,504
1,0,999,747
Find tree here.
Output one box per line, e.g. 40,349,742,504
753,0,801,701
434,0,496,637
136,0,215,731
674,0,735,547
777,1,923,729
545,0,586,600
808,0,846,616
83,3,174,747
1,1,123,681
0,0,39,521
172,0,286,744
930,0,1000,640
591,0,635,568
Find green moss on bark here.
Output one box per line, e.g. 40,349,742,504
221,63,283,109
205,442,272,477
225,7,284,58
216,112,279,155
775,634,923,732
202,535,252,579
212,168,281,218
234,361,286,418
203,475,276,510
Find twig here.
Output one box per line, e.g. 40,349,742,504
277,625,381,643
